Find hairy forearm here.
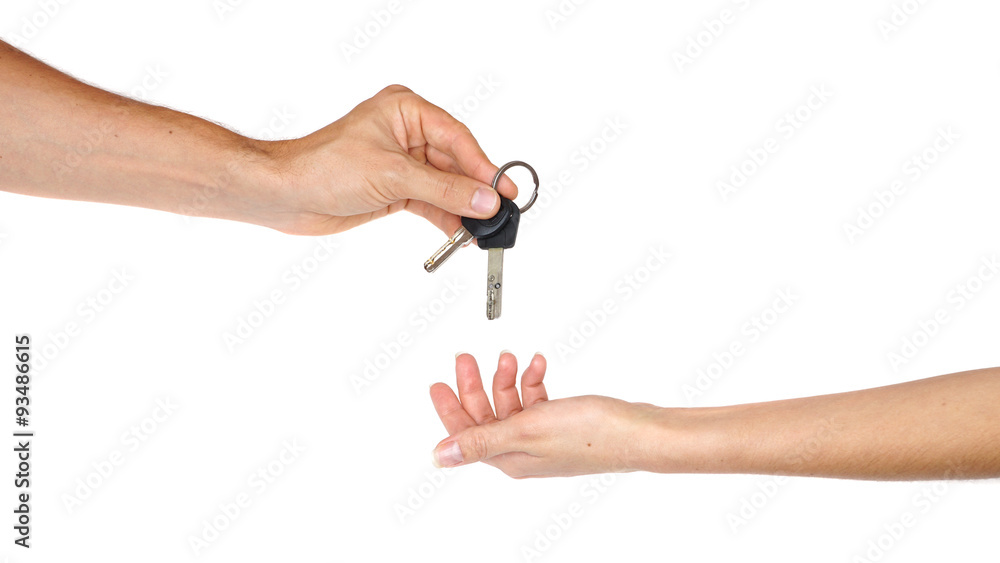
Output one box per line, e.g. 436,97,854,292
647,368,1000,480
0,40,281,225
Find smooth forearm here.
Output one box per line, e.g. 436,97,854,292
0,41,283,226
645,368,1000,479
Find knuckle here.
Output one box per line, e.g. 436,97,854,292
379,84,412,97
449,122,474,147
375,84,422,109
437,173,462,204
466,430,492,461
452,120,472,137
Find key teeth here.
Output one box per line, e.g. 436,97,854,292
424,226,473,274
486,247,504,320
488,290,500,319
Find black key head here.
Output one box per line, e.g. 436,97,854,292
474,200,519,250
461,195,518,248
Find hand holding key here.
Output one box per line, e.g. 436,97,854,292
424,161,539,320
0,44,517,237
258,85,519,236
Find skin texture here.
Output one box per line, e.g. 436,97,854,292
9,41,998,483
431,353,1000,480
0,40,516,236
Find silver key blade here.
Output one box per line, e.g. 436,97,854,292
424,226,474,273
486,247,503,320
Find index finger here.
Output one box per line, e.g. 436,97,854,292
406,96,519,200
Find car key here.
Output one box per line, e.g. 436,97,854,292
422,160,540,320
464,197,520,320
423,198,513,273
424,226,474,273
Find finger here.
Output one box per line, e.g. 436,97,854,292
405,97,518,200
403,162,500,219
429,382,476,436
383,87,517,201
402,199,462,235
424,145,517,201
455,353,496,425
424,145,462,176
492,351,522,420
403,155,465,235
494,172,518,201
407,144,428,165
433,422,519,468
520,353,549,407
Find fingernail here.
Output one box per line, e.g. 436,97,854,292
471,187,497,215
500,349,514,357
455,352,467,360
434,442,463,468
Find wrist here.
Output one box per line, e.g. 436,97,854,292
200,135,325,235
632,404,749,475
195,137,294,229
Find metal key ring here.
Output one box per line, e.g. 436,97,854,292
492,161,539,214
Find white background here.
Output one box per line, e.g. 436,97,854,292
2,0,999,561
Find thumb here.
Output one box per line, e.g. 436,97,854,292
432,423,514,468
403,164,500,219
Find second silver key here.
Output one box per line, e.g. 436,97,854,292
486,248,503,320
477,201,520,321
424,226,473,273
